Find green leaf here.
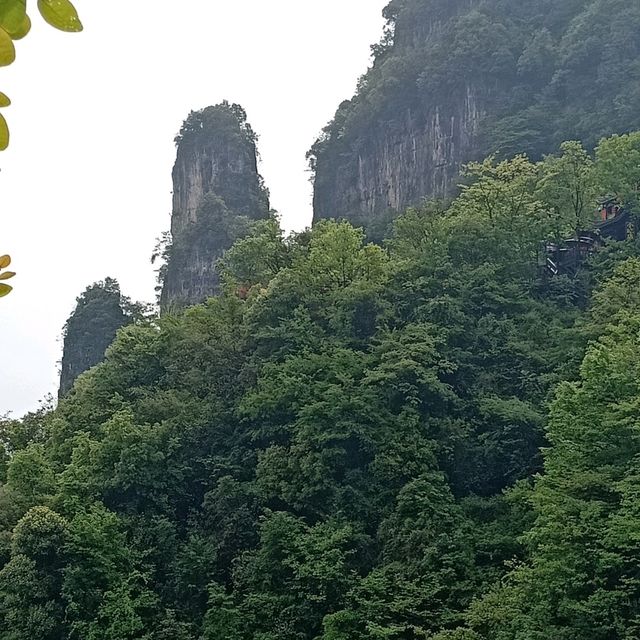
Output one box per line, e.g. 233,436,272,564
0,255,11,268
6,12,30,39
0,270,15,280
0,0,26,35
37,0,82,32
0,283,12,297
0,91,9,107
0,26,15,67
0,112,8,150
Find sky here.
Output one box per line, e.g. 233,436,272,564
1,0,389,417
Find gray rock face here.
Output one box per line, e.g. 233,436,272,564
312,86,482,224
310,0,485,225
160,102,269,311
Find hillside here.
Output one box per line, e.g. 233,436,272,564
2,132,640,638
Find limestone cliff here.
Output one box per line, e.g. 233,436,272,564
312,86,482,226
160,102,269,310
311,0,640,224
59,278,134,398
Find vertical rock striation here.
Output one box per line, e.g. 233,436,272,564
312,87,483,226
160,102,269,311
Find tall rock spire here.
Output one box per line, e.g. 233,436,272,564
160,102,269,311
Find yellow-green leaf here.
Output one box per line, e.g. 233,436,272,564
0,112,8,150
0,26,15,67
0,91,9,107
0,270,15,280
0,255,11,268
0,283,12,297
37,0,82,32
6,12,30,39
0,0,26,34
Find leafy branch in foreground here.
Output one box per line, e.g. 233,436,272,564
0,0,83,149
0,254,15,297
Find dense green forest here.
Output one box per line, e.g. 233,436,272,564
3,131,640,638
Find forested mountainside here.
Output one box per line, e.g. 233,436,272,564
159,102,270,311
58,279,144,398
4,131,640,639
310,0,640,226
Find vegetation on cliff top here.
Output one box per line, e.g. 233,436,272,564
2,131,640,638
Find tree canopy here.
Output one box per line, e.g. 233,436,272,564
2,131,640,638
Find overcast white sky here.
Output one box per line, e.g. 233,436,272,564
1,0,388,416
